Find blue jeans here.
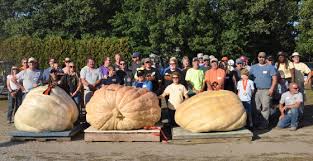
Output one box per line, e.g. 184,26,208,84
72,92,82,112
7,91,22,121
242,101,253,127
277,108,299,128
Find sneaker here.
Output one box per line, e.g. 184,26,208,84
290,127,297,131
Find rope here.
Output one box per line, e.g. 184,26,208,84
144,126,168,143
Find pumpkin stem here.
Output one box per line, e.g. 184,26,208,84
116,109,125,120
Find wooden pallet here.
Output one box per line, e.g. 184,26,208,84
84,126,161,142
171,127,253,144
9,123,87,142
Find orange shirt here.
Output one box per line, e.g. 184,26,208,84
205,68,226,89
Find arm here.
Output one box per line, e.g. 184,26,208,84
279,103,285,120
305,71,312,85
7,77,12,93
285,102,302,109
269,75,277,96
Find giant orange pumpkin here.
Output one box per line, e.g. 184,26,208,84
86,84,161,130
175,90,246,132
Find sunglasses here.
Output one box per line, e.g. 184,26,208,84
120,63,126,65
258,56,265,58
23,62,28,64
70,66,75,68
292,87,299,90
145,61,151,64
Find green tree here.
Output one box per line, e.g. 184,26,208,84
297,0,313,60
0,0,122,38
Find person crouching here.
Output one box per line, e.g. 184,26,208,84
276,83,303,131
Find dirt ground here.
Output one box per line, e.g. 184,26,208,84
1,90,313,161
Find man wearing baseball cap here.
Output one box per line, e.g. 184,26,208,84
130,52,141,75
204,57,226,91
185,57,204,96
15,57,43,100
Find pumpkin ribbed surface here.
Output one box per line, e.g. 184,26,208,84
14,86,78,132
86,84,161,130
175,90,246,132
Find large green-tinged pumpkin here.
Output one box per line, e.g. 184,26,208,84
14,86,78,132
175,90,246,132
86,84,161,130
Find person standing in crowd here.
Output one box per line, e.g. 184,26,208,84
266,56,274,66
276,51,295,83
113,53,122,71
42,58,56,84
130,52,141,75
181,56,190,79
132,70,153,91
277,83,303,131
101,66,120,86
234,58,244,82
15,57,43,100
116,60,133,86
227,59,235,71
6,66,22,123
219,61,236,92
62,62,82,109
237,69,254,128
291,52,312,116
80,58,102,105
159,72,189,127
19,58,28,71
185,57,204,95
48,69,69,93
142,58,162,95
240,55,250,71
291,52,312,94
204,58,226,91
250,52,277,130
99,56,111,78
221,56,229,63
201,55,210,72
197,53,204,67
62,57,71,74
163,57,184,88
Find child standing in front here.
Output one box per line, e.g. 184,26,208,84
237,69,254,128
160,72,189,127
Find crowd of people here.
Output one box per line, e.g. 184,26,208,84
5,51,313,131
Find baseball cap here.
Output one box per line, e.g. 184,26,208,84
28,57,37,63
210,57,218,63
228,59,235,66
236,58,243,64
192,57,199,62
144,58,151,63
291,52,300,57
203,55,209,60
132,52,140,58
197,53,204,59
209,55,215,60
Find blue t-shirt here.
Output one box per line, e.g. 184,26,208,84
250,64,277,89
132,81,153,91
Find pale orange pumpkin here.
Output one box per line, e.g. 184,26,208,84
86,84,161,130
175,90,247,132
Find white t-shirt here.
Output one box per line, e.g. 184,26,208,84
80,66,102,90
237,79,254,102
163,83,188,110
7,75,19,91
